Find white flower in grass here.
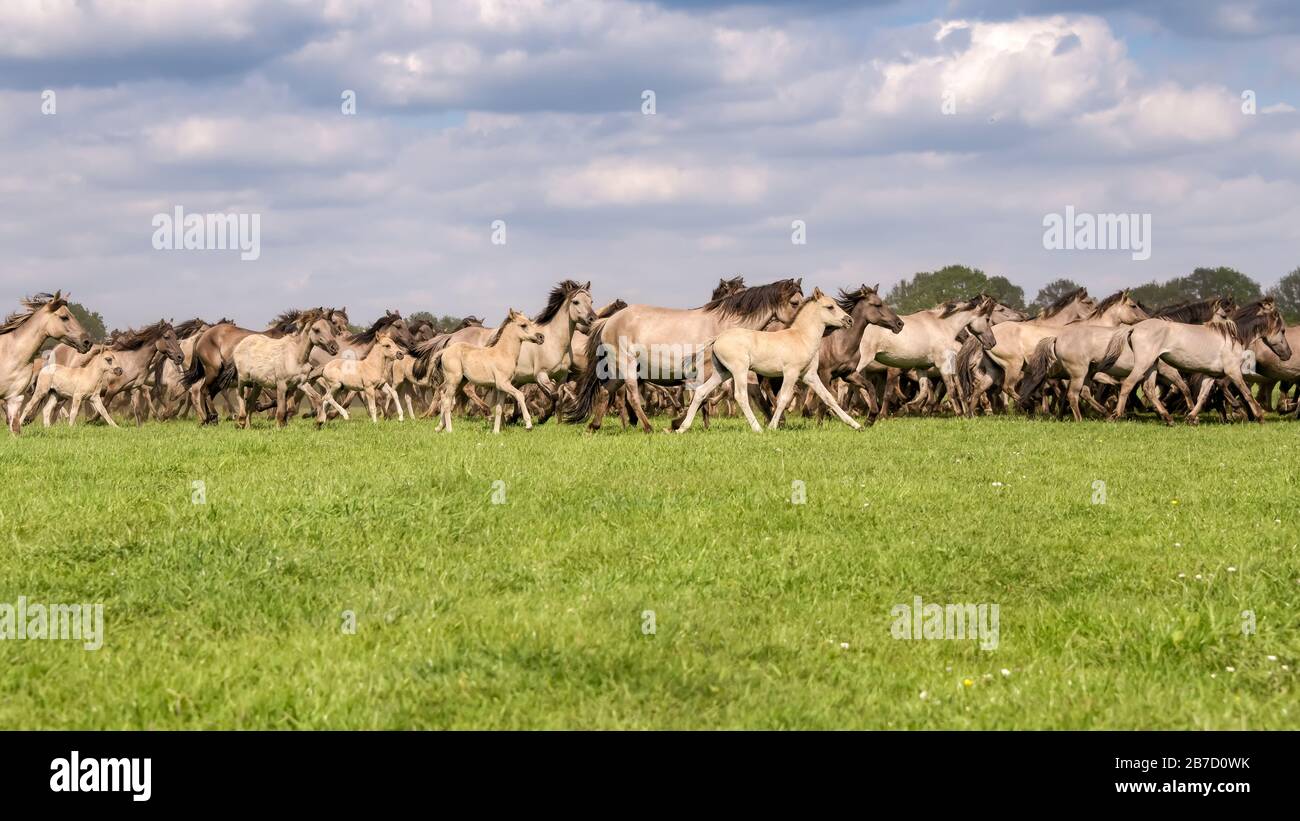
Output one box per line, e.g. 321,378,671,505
1178,573,1186,578
839,642,850,650
1001,668,1011,677
991,481,1003,487
1195,574,1203,581
1226,666,1236,673
919,690,928,700
1266,655,1278,662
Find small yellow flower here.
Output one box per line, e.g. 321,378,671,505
1170,499,1180,506
962,677,974,687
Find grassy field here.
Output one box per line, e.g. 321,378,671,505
2,411,1298,729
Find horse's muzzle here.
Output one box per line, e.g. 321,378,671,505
112,367,124,376
840,317,853,328
532,333,546,344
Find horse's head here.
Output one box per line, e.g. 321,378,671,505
804,288,853,331
773,278,805,327
383,310,414,349
36,292,93,352
1114,290,1149,323
308,317,340,356
967,296,999,349
1257,298,1292,360
568,281,597,332
844,283,903,333
506,308,546,346
375,333,405,362
329,307,351,335
98,352,124,378
986,296,1028,324
156,323,185,367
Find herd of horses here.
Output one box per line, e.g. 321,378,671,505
1,277,1296,436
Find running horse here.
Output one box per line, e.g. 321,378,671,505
564,278,805,432
0,292,94,435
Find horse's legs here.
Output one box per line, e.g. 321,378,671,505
499,381,534,430
767,370,800,430
732,372,763,432
1185,377,1214,424
1058,374,1084,422
40,394,58,427
90,394,117,427
621,369,654,433
67,392,83,426
677,370,724,433
490,388,504,434
1142,371,1174,425
1109,345,1159,421
383,384,404,421
804,370,861,430
364,386,379,423
271,382,287,427
1224,365,1265,422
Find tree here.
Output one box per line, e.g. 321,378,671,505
409,311,475,332
1178,266,1261,304
67,302,107,341
1029,279,1084,314
1129,267,1262,309
1267,266,1300,323
984,275,1026,311
886,264,997,314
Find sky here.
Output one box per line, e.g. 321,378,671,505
2,0,1299,328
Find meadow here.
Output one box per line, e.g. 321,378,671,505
1,413,1297,729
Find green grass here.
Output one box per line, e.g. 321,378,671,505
2,411,1298,729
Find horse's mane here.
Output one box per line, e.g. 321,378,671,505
711,276,746,301
834,284,879,314
350,311,403,345
702,278,801,321
534,280,588,324
173,318,210,339
0,292,68,336
1085,290,1127,319
111,320,172,351
1232,299,1280,344
484,311,520,347
1154,298,1232,324
1036,287,1088,319
269,307,326,333
938,296,979,318
458,316,484,329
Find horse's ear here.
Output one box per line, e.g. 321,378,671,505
873,283,879,293
812,287,824,299
795,278,803,290
583,280,591,291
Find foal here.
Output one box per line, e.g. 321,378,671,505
21,352,124,427
313,334,406,426
676,289,859,433
425,309,545,433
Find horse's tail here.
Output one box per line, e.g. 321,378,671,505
1017,337,1057,411
208,361,236,396
1097,327,1133,373
180,356,206,388
425,350,447,388
563,319,609,424
954,332,983,409
412,338,439,381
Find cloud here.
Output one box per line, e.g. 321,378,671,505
2,1,1299,328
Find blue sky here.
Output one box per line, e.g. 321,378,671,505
2,0,1298,327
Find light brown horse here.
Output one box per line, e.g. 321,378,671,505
426,309,546,433
21,351,124,427
231,312,340,428
677,289,861,432
314,333,405,426
1108,298,1290,423
184,307,348,424
0,292,94,435
856,295,1002,417
565,278,805,432
94,321,185,425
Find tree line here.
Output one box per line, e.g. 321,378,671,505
885,264,1300,321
